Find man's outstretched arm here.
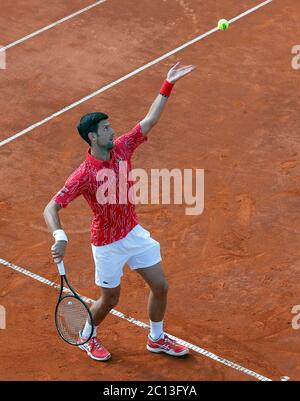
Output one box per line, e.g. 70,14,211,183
140,61,196,136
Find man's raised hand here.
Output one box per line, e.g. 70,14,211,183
167,61,196,84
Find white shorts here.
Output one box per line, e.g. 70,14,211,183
91,224,162,288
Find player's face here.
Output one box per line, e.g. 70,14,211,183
96,119,115,150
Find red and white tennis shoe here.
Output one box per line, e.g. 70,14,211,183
147,333,189,357
78,335,111,361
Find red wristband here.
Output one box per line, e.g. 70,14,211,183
160,80,174,97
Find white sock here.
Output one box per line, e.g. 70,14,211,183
81,321,97,339
150,320,164,341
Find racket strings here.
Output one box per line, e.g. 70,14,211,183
56,296,93,345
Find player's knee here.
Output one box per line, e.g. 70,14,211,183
102,292,120,308
99,285,120,309
152,280,168,297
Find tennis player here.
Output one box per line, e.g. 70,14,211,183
44,62,196,361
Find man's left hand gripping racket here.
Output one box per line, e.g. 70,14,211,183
55,261,94,346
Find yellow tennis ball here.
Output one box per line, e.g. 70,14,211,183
218,19,229,31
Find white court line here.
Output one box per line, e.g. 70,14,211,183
0,258,273,381
0,0,108,53
229,0,273,23
0,0,273,148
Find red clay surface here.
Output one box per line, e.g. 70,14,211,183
1,0,300,381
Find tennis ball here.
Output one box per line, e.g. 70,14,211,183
218,19,229,31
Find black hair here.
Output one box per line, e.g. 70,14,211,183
77,112,109,146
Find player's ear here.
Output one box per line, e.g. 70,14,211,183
88,132,96,144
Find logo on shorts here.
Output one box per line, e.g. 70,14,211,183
103,281,109,285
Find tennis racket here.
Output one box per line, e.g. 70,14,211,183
55,261,94,346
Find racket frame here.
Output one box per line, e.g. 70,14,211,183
54,261,94,346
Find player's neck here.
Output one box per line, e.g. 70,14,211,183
91,148,111,161
90,146,111,161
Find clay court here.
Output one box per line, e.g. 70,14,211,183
0,0,300,381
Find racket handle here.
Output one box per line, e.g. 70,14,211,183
57,261,66,276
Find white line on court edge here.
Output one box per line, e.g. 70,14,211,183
229,0,273,24
0,0,273,148
0,257,273,381
0,0,108,53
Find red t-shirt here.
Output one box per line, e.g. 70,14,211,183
52,123,147,246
